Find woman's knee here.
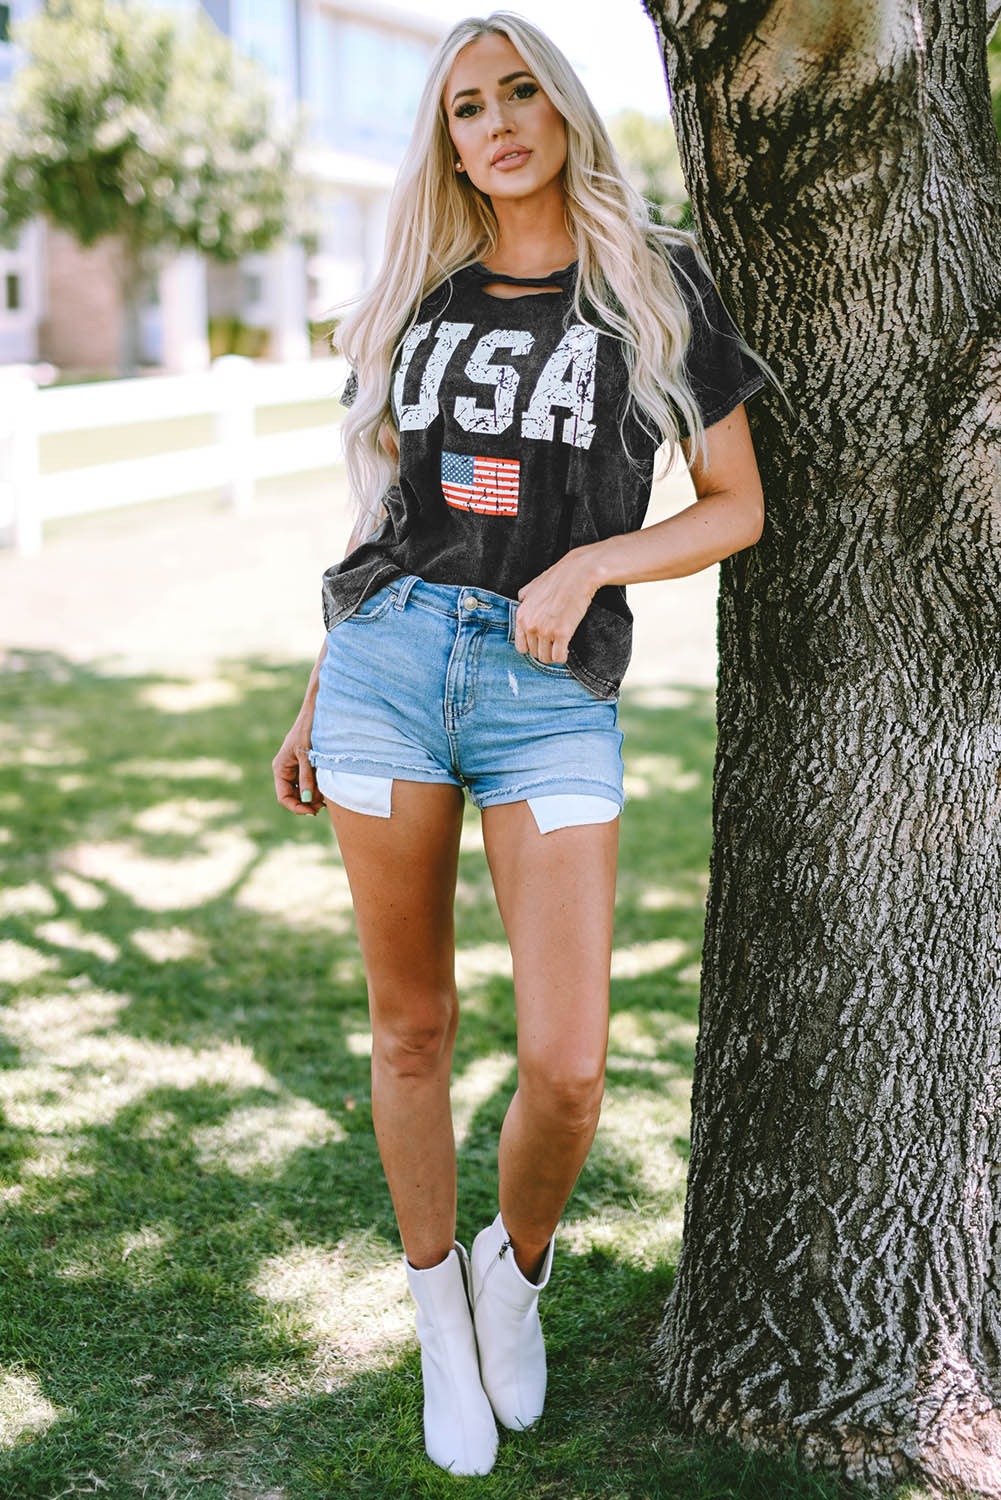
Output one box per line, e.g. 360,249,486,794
518,1051,606,1134
371,988,459,1079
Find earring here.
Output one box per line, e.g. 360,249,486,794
455,160,464,171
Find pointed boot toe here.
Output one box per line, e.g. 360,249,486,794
404,1242,498,1475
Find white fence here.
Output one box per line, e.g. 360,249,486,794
0,355,349,556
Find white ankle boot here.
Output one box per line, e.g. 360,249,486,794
404,1242,498,1475
470,1211,555,1431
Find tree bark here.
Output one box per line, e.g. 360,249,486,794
117,235,147,378
641,1,1001,1494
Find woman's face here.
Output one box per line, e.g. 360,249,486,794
444,32,567,203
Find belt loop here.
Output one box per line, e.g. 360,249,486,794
394,574,419,610
508,600,518,644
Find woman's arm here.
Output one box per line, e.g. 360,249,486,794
513,404,764,664
272,456,393,815
579,403,764,588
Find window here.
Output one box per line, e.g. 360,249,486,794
340,22,429,158
302,15,432,159
5,272,20,312
301,7,337,144
231,0,295,91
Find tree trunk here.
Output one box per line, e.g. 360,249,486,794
641,0,1001,1494
117,235,146,377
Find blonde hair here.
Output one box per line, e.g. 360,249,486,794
329,9,787,536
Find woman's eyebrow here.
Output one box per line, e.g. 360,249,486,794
451,70,535,106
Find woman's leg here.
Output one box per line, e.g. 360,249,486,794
326,779,466,1269
480,800,619,1279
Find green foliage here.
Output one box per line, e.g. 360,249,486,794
207,314,270,360
0,0,307,261
989,23,1001,139
607,107,690,225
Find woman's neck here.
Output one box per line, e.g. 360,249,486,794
480,239,577,278
485,189,576,278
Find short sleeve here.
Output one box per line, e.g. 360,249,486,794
669,243,767,435
340,364,358,409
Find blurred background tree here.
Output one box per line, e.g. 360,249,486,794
607,106,691,227
0,0,308,373
989,17,1001,135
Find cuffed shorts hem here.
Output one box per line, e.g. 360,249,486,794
308,750,461,785
309,755,624,812
472,776,624,812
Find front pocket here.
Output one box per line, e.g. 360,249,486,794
347,585,396,622
522,650,573,677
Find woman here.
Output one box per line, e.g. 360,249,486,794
272,10,784,1478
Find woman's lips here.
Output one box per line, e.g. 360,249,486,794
491,149,532,171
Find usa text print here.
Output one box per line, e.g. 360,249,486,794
454,330,534,436
393,319,598,450
394,321,473,431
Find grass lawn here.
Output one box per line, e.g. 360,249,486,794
0,655,935,1499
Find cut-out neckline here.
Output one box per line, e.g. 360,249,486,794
468,258,577,299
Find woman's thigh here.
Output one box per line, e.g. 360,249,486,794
480,800,619,1078
327,780,466,1011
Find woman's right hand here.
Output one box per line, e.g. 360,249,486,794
272,709,324,817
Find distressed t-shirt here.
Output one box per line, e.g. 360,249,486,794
322,241,766,699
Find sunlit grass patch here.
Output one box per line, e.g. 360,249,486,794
0,1372,67,1451
141,678,243,713
51,871,106,909
0,883,58,918
62,830,258,909
235,843,354,930
0,939,60,982
638,877,707,911
191,1099,347,1178
610,936,689,978
132,798,242,836
451,1051,516,1150
131,925,209,963
119,757,243,782
251,1232,414,1369
36,918,121,962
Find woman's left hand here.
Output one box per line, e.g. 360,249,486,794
514,549,600,665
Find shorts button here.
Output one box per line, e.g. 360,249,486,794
463,594,480,610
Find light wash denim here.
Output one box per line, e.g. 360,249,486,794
308,574,625,814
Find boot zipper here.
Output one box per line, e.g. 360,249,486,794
473,1237,512,1309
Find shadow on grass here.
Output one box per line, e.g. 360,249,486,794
0,653,874,1500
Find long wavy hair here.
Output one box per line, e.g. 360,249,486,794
330,9,786,537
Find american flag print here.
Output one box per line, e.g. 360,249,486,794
441,450,520,516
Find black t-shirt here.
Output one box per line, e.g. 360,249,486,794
322,241,766,699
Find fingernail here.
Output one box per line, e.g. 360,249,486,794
301,788,313,803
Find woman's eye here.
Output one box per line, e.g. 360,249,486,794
454,82,538,118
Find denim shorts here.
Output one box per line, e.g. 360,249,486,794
308,574,625,829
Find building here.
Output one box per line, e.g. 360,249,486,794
0,0,45,366
0,0,445,373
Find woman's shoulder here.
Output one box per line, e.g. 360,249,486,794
414,265,477,320
644,230,707,296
